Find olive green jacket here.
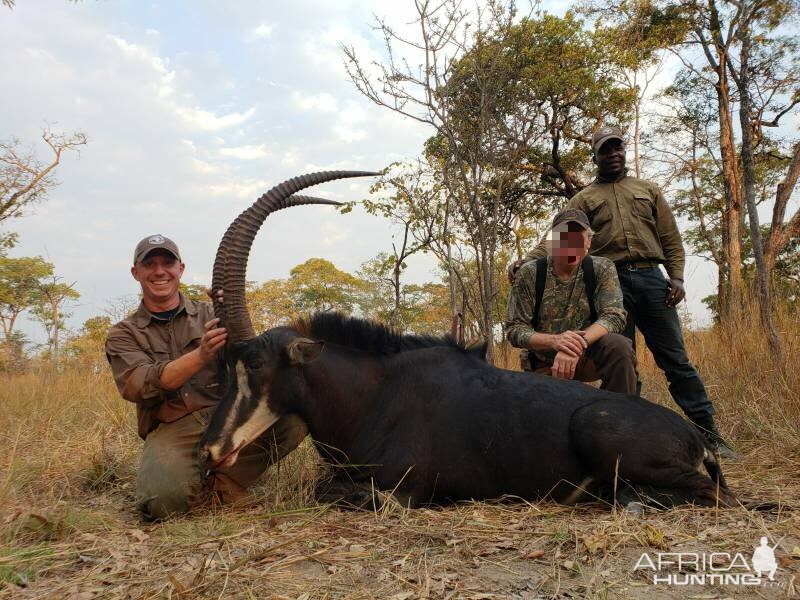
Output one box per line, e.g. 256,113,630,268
525,174,686,280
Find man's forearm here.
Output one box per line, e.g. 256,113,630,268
526,332,556,351
582,322,609,346
159,348,207,390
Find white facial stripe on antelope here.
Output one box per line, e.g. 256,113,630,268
229,401,281,457
208,360,279,463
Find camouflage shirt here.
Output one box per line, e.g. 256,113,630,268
505,256,627,363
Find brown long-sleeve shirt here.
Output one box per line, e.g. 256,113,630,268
525,174,686,280
105,294,222,439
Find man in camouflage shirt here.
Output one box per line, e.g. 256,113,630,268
506,208,636,395
508,126,734,458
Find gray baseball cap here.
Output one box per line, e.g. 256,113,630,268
133,234,181,265
592,126,625,154
552,208,590,231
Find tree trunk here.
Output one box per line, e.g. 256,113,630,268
717,85,744,320
736,11,782,360
633,70,642,178
764,143,800,272
705,0,744,320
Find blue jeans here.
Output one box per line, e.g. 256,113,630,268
616,267,715,421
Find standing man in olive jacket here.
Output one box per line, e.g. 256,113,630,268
509,127,735,458
105,235,308,520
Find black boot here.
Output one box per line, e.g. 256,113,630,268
692,414,738,459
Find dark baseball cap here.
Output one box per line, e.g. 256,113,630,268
133,234,181,265
592,126,625,154
552,208,590,231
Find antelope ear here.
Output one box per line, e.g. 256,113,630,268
287,338,324,365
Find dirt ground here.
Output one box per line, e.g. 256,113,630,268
2,443,799,600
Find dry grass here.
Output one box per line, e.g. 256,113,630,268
1,310,799,599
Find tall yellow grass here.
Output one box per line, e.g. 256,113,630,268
2,304,799,509
0,305,798,596
639,302,800,450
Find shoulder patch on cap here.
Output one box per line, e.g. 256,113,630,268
148,235,165,245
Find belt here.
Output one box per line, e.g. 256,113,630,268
615,260,661,271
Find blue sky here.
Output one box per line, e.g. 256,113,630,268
1,0,769,344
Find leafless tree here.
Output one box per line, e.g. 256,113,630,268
0,128,87,236
343,0,544,359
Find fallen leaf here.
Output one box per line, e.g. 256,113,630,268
78,554,99,564
582,532,608,555
562,559,575,571
3,511,21,525
523,549,545,559
167,574,187,595
778,555,792,568
475,545,501,557
445,538,465,546
792,546,800,558
129,529,149,542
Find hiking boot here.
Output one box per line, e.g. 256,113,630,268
693,416,739,460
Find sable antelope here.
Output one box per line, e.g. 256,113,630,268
198,171,735,511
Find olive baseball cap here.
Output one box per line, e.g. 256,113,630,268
552,208,590,230
592,126,624,154
133,234,181,265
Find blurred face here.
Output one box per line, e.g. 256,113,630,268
551,224,590,269
594,138,626,177
131,250,184,310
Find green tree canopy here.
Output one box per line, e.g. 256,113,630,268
286,258,365,315
0,254,54,340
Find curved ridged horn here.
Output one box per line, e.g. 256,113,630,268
213,171,378,342
211,194,341,327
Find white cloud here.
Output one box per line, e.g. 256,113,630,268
204,179,271,199
175,106,256,131
0,1,436,343
293,91,339,113
280,150,299,166
218,144,270,160
333,124,367,142
190,158,225,175
320,221,350,247
252,23,274,39
108,34,255,132
109,34,172,78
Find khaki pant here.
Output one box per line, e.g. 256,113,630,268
525,333,638,395
136,407,308,520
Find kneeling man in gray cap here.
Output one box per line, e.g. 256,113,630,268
105,235,308,520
